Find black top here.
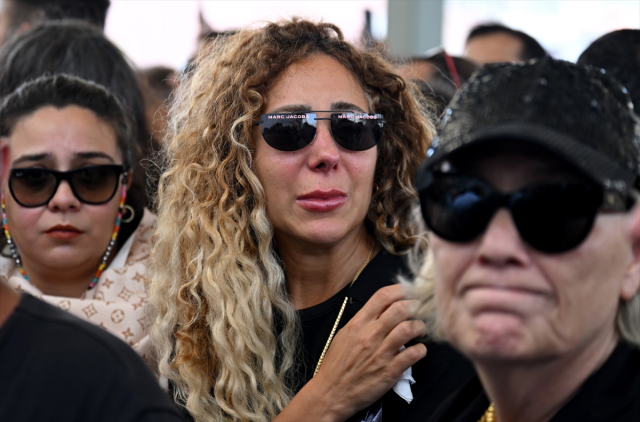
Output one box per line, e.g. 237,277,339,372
428,341,640,422
295,250,475,422
0,294,185,422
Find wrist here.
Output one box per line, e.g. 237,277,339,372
276,375,351,422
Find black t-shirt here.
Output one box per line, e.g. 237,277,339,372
428,341,640,422
295,250,475,422
0,294,185,422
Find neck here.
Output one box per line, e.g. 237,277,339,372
0,281,21,328
477,331,618,422
19,249,117,298
277,225,376,310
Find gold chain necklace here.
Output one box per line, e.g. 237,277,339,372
478,403,496,422
313,243,375,377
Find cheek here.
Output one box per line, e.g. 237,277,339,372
431,235,474,296
87,201,122,236
4,201,41,242
347,149,377,201
539,220,631,325
254,149,300,219
430,236,479,340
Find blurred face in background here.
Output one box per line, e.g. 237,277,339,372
465,32,523,65
3,106,125,290
430,144,640,365
253,54,377,249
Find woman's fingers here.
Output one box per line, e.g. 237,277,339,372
381,319,428,357
389,342,428,376
355,284,407,320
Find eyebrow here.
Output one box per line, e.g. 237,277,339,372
12,153,54,166
74,152,115,162
267,102,367,114
12,151,115,167
331,101,366,113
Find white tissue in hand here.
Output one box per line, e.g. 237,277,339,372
392,346,416,403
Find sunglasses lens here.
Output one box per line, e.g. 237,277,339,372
260,114,316,151
331,114,383,151
512,184,601,253
71,166,121,204
10,169,57,206
421,174,497,242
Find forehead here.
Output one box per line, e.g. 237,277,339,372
447,140,591,190
8,105,121,162
264,54,370,113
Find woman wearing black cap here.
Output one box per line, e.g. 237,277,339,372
413,58,640,422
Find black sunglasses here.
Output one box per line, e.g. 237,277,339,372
9,165,127,207
255,111,385,152
419,172,634,254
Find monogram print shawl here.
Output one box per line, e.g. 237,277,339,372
2,209,156,369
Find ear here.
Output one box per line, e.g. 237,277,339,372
622,203,640,300
0,138,10,187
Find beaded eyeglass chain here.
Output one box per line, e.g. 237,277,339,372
1,185,127,290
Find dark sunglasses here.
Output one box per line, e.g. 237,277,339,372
419,172,634,254
255,111,385,152
9,165,127,207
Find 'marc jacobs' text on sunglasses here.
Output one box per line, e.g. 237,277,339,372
256,111,385,152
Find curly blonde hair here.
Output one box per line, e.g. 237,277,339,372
150,18,435,422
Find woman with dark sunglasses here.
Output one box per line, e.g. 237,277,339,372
0,74,156,364
413,58,640,421
150,18,473,422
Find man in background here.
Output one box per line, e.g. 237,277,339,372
0,0,110,45
399,50,478,116
577,29,640,115
464,23,547,65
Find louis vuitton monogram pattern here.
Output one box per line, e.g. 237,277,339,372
3,209,156,369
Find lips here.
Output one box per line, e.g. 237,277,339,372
296,189,348,212
460,282,551,315
45,224,83,240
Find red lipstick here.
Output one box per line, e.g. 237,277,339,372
45,224,83,240
296,189,348,212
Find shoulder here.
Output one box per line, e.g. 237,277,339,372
553,342,640,421
0,294,183,422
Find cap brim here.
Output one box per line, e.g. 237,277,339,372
425,121,638,191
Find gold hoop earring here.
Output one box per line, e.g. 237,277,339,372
122,204,135,224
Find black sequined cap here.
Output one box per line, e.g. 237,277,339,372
421,57,640,194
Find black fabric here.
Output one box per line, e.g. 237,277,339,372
428,342,640,422
295,249,475,422
0,294,185,422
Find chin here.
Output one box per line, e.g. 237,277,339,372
297,221,360,246
452,313,533,362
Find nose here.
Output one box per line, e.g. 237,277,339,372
476,209,530,267
307,121,340,172
47,180,81,212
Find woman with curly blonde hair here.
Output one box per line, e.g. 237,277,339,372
150,18,473,422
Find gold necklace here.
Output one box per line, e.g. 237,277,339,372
478,403,496,422
313,243,375,377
